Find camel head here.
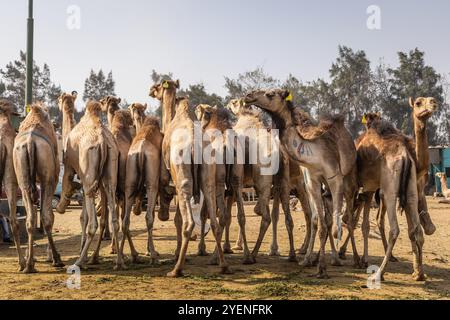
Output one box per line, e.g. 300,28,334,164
149,79,180,101
226,99,245,115
128,103,147,132
244,89,292,115
100,96,121,116
85,100,103,119
0,99,20,118
409,97,438,121
195,104,216,129
362,112,382,130
58,91,78,113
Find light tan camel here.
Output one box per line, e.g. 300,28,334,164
409,97,437,235
0,100,24,270
56,101,124,270
120,115,167,263
162,97,230,277
150,79,180,133
436,173,450,203
244,89,359,278
128,103,148,134
356,117,425,281
13,103,64,273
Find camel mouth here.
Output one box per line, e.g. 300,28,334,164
416,109,433,119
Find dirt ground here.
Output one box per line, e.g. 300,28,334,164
0,197,449,300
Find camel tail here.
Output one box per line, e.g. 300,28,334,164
26,138,37,194
0,143,6,187
84,143,107,197
192,146,201,204
398,156,412,212
136,149,146,195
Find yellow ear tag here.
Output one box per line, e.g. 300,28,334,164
162,81,169,89
286,93,293,102
362,115,367,125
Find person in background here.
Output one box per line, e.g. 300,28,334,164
0,215,12,244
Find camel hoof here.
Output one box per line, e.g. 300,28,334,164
146,250,160,258
52,261,65,268
208,256,219,266
288,255,298,263
87,257,100,265
413,272,426,282
18,263,26,272
297,247,307,255
299,258,313,269
157,211,169,221
390,255,399,263
23,266,37,274
331,257,343,267
338,248,347,260
167,270,183,278
223,244,233,254
242,255,256,265
114,263,127,271
220,265,233,275
359,258,369,269
423,222,436,236
316,270,330,279
268,249,280,257
197,249,209,257
232,245,243,251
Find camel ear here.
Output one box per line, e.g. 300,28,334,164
72,91,78,100
175,79,180,89
409,97,415,108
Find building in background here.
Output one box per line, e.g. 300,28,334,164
429,146,450,194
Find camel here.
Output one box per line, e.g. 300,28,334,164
150,79,180,133
244,89,359,278
162,97,230,277
0,100,24,270
128,103,148,134
225,99,313,262
436,172,450,203
120,115,167,263
100,96,121,130
56,100,124,270
355,117,425,281
13,103,64,273
409,97,437,235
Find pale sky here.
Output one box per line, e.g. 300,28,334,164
1,0,450,110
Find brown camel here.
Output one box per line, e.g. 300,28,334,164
150,79,180,133
128,103,148,133
100,96,121,129
120,115,168,263
56,101,124,270
244,89,359,278
435,173,450,203
13,103,64,273
355,117,425,281
225,100,312,262
162,97,230,276
0,100,24,270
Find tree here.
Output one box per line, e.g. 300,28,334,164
83,69,116,101
151,69,174,85
387,48,444,142
0,51,62,117
328,46,375,137
179,83,224,108
224,67,280,101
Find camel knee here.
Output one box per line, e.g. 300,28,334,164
389,226,400,241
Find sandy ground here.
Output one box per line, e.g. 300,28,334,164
0,197,449,300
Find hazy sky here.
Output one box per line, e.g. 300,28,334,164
1,0,450,109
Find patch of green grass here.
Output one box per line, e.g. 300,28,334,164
255,282,299,298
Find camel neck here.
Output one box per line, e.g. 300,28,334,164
161,90,176,133
413,115,429,173
62,110,76,145
271,105,294,133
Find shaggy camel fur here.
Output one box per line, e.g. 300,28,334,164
245,89,359,278
56,101,124,269
13,103,64,273
120,116,167,263
162,97,230,276
0,100,23,270
356,118,425,281
436,173,450,203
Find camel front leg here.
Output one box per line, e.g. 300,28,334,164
294,175,312,255
360,192,374,268
280,181,296,262
269,188,280,256
250,186,272,261
5,182,25,271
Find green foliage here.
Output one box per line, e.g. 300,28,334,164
0,51,62,117
83,69,116,102
179,83,224,107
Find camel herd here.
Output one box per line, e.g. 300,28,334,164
0,80,444,283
